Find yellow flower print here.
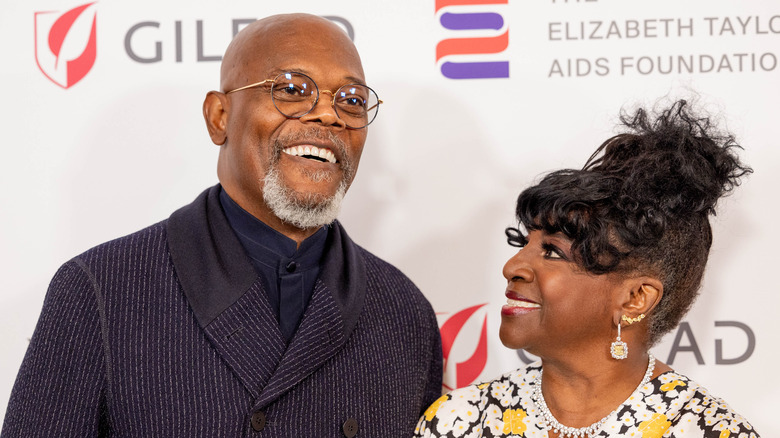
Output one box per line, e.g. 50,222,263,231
719,430,731,438
478,382,490,390
423,395,449,421
638,413,671,438
660,380,686,392
502,408,528,435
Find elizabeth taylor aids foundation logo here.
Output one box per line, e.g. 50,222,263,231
34,2,98,89
435,0,509,79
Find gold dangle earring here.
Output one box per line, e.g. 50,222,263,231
610,319,628,360
611,314,645,360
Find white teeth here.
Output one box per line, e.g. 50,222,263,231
282,146,337,164
506,299,540,308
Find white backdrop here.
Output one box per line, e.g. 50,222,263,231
1,0,778,435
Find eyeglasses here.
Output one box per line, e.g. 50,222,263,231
225,72,382,129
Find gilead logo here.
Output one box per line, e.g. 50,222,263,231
439,303,489,390
435,0,509,79
34,3,98,89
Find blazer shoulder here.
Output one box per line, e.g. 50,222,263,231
358,246,423,293
70,219,170,271
357,245,437,318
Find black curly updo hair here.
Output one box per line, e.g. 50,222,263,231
505,100,752,344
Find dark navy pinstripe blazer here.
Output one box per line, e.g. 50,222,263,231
2,186,443,437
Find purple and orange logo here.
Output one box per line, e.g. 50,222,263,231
34,2,98,89
439,303,490,390
435,0,509,79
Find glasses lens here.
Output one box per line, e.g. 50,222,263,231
334,85,380,129
271,73,318,117
269,72,380,128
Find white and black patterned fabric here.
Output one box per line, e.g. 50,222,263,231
416,362,758,438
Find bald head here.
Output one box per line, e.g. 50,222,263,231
220,14,363,92
203,12,371,240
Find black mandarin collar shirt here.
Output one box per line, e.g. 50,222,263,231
219,188,328,342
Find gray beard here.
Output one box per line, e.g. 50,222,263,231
262,165,348,229
261,129,353,229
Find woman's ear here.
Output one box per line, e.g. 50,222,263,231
203,91,228,145
619,277,663,322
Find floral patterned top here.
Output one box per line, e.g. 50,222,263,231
415,362,759,438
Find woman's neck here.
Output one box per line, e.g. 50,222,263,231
537,352,663,429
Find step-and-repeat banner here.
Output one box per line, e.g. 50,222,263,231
1,0,777,433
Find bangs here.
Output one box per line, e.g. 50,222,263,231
507,169,626,274
518,169,614,239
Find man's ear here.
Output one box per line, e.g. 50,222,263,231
203,91,228,145
618,277,663,323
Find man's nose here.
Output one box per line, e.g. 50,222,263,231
298,91,347,129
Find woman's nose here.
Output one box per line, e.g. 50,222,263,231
502,250,535,283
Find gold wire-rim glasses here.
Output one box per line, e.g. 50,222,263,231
224,72,382,129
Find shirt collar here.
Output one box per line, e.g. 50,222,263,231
218,188,328,274
167,185,368,335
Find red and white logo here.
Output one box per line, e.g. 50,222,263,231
34,3,98,89
439,303,490,391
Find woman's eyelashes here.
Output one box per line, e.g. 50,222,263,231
541,242,567,260
506,228,528,248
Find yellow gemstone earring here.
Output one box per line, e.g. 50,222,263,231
610,319,628,360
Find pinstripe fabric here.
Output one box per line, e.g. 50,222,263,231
2,187,443,437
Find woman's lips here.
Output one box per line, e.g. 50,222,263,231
501,292,540,316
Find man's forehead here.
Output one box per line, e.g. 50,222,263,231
221,14,362,89
263,66,366,86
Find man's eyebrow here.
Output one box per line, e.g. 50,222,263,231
269,68,367,86
342,76,367,86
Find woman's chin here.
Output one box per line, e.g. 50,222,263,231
498,325,526,351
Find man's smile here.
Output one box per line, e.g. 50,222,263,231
282,145,337,164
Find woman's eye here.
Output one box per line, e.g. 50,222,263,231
542,244,565,259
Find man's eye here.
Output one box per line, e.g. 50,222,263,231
345,96,365,107
337,96,366,109
280,85,302,95
335,96,367,118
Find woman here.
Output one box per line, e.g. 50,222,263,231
415,101,759,437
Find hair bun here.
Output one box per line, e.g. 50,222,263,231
584,100,752,218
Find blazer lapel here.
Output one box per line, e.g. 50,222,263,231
168,185,287,397
202,280,287,399
169,188,369,405
252,220,367,409
252,280,344,408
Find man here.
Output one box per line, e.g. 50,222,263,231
2,14,442,437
